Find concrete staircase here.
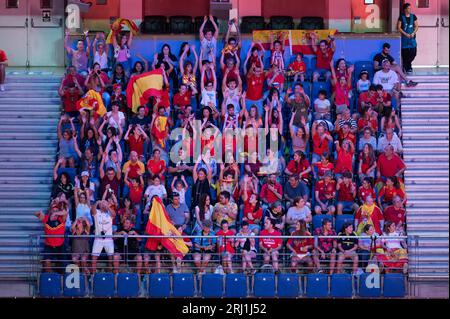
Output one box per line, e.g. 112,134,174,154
401,74,449,296
0,74,61,295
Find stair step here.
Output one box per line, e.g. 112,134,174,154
0,169,53,177
0,207,48,215
403,192,449,200
0,192,52,200
401,97,449,104
405,185,449,192
0,162,55,170
0,97,61,104
0,177,53,184
403,154,449,161
401,104,449,112
402,126,449,133
407,75,449,82
408,216,449,223
0,185,52,192
0,113,60,119
6,76,62,83
407,223,449,231
0,139,57,146
402,147,449,155
0,125,56,133
0,199,50,207
0,133,57,140
0,154,55,162
5,83,60,91
406,207,449,214
400,118,449,126
0,118,59,125
402,90,449,98
401,111,449,119
402,82,449,89
405,170,449,177
0,91,60,98
404,163,449,170
406,200,449,207
403,139,449,147
0,104,61,111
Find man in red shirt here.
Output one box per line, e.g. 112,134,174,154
260,174,283,207
383,196,406,234
336,172,359,215
310,33,336,82
260,218,282,272
314,172,336,215
245,65,265,114
0,49,8,91
173,84,194,114
358,85,378,114
35,208,68,272
377,145,406,181
59,82,83,117
312,121,334,163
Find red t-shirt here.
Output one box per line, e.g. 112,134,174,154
288,61,307,73
383,206,406,225
315,48,334,70
42,215,65,247
129,185,143,205
260,229,282,249
338,181,356,202
287,235,314,254
338,131,356,146
334,149,354,174
0,50,7,63
359,152,375,174
267,71,285,86
315,179,336,201
314,162,334,177
260,183,283,205
286,158,311,176
334,83,351,106
243,202,263,225
246,73,265,101
377,154,406,178
217,229,236,254
313,133,331,156
173,91,192,110
358,186,376,203
62,91,81,113
146,159,166,177
358,117,378,132
128,134,145,157
379,186,405,203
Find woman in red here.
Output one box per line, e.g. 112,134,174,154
285,151,312,182
357,107,378,133
216,220,236,274
330,61,354,114
358,143,377,181
287,220,314,273
334,139,355,177
124,124,149,161
358,177,376,205
146,149,166,181
378,176,406,210
242,191,263,235
313,153,334,179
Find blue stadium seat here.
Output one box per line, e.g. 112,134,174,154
173,273,195,297
148,273,171,298
312,214,333,231
311,81,331,101
383,274,406,298
330,274,353,298
277,273,301,298
39,273,62,297
63,273,87,297
335,215,355,234
93,273,115,297
306,273,329,298
253,273,276,298
225,274,247,298
201,274,224,298
358,273,382,297
117,273,140,298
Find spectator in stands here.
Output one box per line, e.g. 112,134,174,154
131,55,149,78
334,139,355,178
373,42,417,87
314,171,336,215
110,63,129,92
356,70,371,94
216,220,236,274
358,143,377,181
310,32,336,82
260,218,283,273
378,221,409,274
336,108,358,137
57,115,78,168
110,84,127,113
380,107,402,138
113,218,142,274
358,84,378,114
313,218,337,274
313,90,332,121
0,48,7,91
260,174,283,208
65,30,90,76
398,3,419,75
193,220,216,274
35,208,68,273
199,15,219,63
193,194,213,234
235,221,257,274
74,185,92,225
241,191,263,234
52,162,74,200
171,176,188,205
355,195,384,235
122,150,145,182
289,115,310,156
284,175,309,208
144,175,166,204
377,145,406,182
336,223,359,275
91,200,116,273
311,121,333,163
213,191,238,230
286,83,311,125
91,32,108,70
378,176,406,210
358,177,376,205
71,217,91,275
166,193,190,233
285,151,312,181
269,31,287,70
378,128,403,154
59,79,83,117
358,128,377,151
373,84,393,114
192,158,212,210
330,61,354,114
286,197,312,233
336,172,359,215
357,224,376,271
77,144,101,190
99,151,121,198
384,195,407,235
266,201,285,232
313,153,334,179
357,107,378,134
112,31,133,75
373,59,401,102
287,220,314,272
288,53,307,83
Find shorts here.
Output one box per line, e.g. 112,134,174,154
92,239,114,257
338,201,357,211
43,245,65,261
339,250,358,258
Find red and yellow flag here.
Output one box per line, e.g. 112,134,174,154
106,18,139,45
126,69,164,113
145,197,189,258
76,89,107,119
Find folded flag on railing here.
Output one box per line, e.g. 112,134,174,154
76,89,107,119
106,18,139,45
145,196,189,258
126,68,164,113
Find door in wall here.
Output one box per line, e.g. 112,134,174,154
0,0,65,67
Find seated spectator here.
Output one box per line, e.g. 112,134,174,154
288,53,307,82
336,108,358,138
313,90,332,120
336,223,359,274
71,217,91,275
287,220,314,273
286,197,312,233
146,149,167,180
310,32,335,82
74,188,92,225
311,121,333,163
378,221,409,274
384,195,407,235
378,176,406,210
358,143,377,181
373,59,401,102
336,172,359,215
91,200,116,273
313,218,337,274
144,175,166,204
235,221,257,274
34,208,68,273
285,151,312,181
373,84,393,114
193,194,213,234
266,202,286,232
289,113,310,154
125,174,144,227
260,218,283,273
378,128,403,154
357,224,376,271
313,153,334,179
355,195,384,235
52,166,74,202
242,191,263,235
216,220,236,274
358,177,377,204
356,70,371,94
314,171,337,215
381,107,402,138
284,175,309,208
358,84,378,115
110,84,127,113
113,219,143,274
166,193,190,233
358,128,378,151
357,108,378,134
122,151,145,181
334,139,355,178
377,145,406,182
260,174,283,208
213,191,238,230
193,220,216,274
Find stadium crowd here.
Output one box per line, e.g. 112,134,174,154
37,14,415,277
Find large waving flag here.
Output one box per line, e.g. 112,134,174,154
126,69,164,113
145,196,189,258
76,89,107,119
106,18,139,45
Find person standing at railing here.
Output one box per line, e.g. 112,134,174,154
260,218,283,273
91,200,116,273
35,208,68,273
193,220,216,275
71,217,91,275
113,219,143,275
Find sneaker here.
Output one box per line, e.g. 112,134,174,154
406,80,418,87
0,85,5,91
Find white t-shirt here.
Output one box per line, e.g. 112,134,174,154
201,89,217,108
201,37,217,62
145,185,167,201
76,203,93,225
286,206,311,227
94,210,113,237
172,187,187,204
94,51,108,70
383,231,403,250
314,98,331,113
107,111,125,129
373,70,399,91
224,88,241,113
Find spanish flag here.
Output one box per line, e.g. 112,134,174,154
126,69,164,114
76,89,107,119
106,18,139,45
151,115,168,148
145,197,189,258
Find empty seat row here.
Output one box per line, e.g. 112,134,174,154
39,273,406,298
